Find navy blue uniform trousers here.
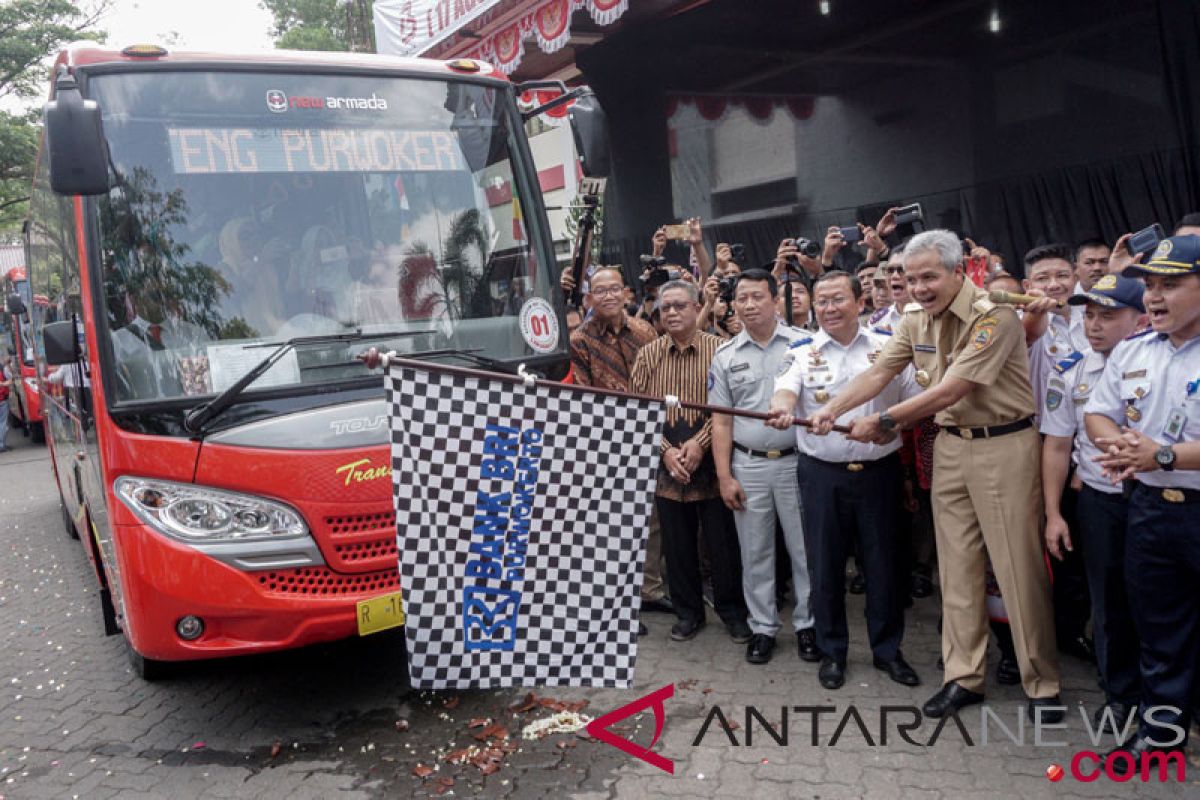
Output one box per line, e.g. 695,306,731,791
1126,483,1200,742
797,452,904,663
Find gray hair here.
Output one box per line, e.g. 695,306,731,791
659,279,699,304
904,229,963,272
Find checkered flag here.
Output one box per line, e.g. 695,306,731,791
387,362,664,689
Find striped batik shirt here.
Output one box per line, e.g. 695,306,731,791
629,329,722,501
569,311,657,390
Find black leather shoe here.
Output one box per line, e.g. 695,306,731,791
670,618,705,641
1093,701,1136,735
922,682,984,718
796,628,820,662
818,658,846,690
1105,736,1185,777
637,622,648,637
746,634,776,665
996,655,1021,686
1059,634,1096,664
1027,695,1066,724
641,597,675,615
727,619,753,644
848,573,866,595
873,653,920,686
910,574,934,598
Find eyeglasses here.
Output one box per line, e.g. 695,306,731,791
591,286,624,297
814,296,852,309
884,265,905,274
659,302,693,313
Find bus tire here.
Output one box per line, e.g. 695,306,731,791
30,422,44,444
125,639,173,681
61,500,79,540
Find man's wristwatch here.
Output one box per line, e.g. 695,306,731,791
1155,444,1177,472
879,411,898,432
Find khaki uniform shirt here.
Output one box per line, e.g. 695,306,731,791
874,280,1036,427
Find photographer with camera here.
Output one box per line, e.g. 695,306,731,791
700,255,744,339
820,224,888,273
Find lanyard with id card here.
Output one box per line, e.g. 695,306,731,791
1165,376,1200,442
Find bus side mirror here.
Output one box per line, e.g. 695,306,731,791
43,320,80,365
44,70,110,196
5,293,25,316
569,90,610,179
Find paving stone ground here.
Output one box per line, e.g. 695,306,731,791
0,433,1197,798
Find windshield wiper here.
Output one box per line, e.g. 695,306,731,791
183,329,429,434
423,348,515,372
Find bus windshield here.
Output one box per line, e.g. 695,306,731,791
88,70,557,405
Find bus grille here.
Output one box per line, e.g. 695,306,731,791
318,511,399,572
255,566,399,596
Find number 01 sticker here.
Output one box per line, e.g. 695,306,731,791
519,297,560,353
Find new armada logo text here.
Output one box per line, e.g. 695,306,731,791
329,415,388,435
266,89,389,113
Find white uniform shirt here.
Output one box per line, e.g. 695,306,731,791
1027,311,1088,418
1085,330,1200,490
110,316,207,400
774,326,920,462
709,322,810,452
867,304,903,334
1039,347,1118,494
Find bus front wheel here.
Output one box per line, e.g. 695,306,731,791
125,638,172,681
60,500,79,540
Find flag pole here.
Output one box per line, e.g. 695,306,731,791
359,349,852,434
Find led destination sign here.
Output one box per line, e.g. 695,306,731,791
168,127,468,175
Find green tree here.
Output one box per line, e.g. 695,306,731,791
0,0,109,238
261,0,376,52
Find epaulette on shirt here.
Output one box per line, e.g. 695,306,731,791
715,337,738,353
871,327,893,337
788,336,814,349
1052,351,1084,374
1125,327,1155,341
972,296,997,315
868,306,889,325
903,302,923,313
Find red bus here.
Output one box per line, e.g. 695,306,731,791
3,266,46,442
28,44,606,677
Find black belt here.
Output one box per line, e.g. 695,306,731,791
801,452,897,473
943,417,1033,440
733,442,796,459
1133,482,1200,505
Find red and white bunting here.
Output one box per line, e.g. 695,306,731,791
467,0,629,74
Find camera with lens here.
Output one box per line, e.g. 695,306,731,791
717,274,738,305
639,254,679,287
791,237,821,259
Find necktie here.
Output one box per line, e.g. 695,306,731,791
147,324,165,351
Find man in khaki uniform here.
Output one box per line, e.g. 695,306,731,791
804,230,1062,722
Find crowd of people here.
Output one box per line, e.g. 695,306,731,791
561,208,1200,769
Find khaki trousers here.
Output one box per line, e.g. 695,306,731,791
932,426,1061,697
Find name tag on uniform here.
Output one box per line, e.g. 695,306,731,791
1123,369,1147,379
1164,407,1188,442
914,344,937,353
731,362,750,373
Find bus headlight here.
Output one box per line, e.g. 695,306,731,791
115,477,308,543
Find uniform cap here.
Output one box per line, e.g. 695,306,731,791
1066,274,1145,312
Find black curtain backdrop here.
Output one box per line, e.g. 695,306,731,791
588,0,1200,284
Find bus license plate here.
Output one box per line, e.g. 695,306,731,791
357,591,405,636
